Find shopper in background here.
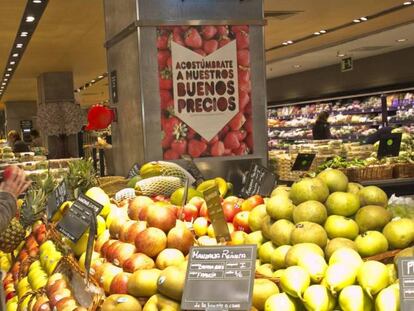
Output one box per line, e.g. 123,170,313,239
0,166,30,233
312,111,331,140
7,130,30,153
30,129,43,148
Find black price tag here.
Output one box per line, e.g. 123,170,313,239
181,155,205,186
377,133,402,159
398,257,414,311
56,193,103,243
47,181,68,220
126,163,140,179
240,163,276,199
181,245,257,311
291,153,316,171
203,186,231,242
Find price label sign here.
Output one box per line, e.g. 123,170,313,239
377,133,402,159
126,163,140,179
56,193,103,243
203,186,231,242
240,163,277,199
398,257,414,311
181,155,204,186
47,181,68,220
291,153,316,171
181,245,257,311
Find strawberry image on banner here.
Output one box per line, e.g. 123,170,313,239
157,25,252,159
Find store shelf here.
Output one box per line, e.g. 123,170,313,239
361,178,414,196
268,122,379,130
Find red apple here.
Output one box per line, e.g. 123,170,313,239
188,197,206,211
222,201,241,222
119,220,137,242
146,205,176,233
112,243,137,267
18,249,29,262
101,294,141,311
241,195,264,211
153,195,168,202
46,273,66,289
95,230,111,253
199,204,210,220
106,241,123,262
128,196,154,220
109,217,129,239
54,297,78,311
122,253,155,273
48,288,72,307
101,240,116,258
177,203,199,222
46,279,67,297
32,295,51,311
124,221,147,244
135,228,167,258
5,291,15,301
36,231,47,243
223,196,240,204
232,211,251,233
167,226,195,255
109,272,131,295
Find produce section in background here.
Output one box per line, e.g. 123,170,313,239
1,158,413,310
268,90,414,145
158,25,253,159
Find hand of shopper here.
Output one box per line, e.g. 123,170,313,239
0,166,31,199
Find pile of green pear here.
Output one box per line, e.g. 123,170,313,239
247,169,414,311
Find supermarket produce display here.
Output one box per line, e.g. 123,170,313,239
1,158,413,310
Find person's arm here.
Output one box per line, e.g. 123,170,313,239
0,167,31,232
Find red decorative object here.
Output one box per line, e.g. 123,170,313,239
86,105,114,130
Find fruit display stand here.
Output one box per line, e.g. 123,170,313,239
1,158,414,310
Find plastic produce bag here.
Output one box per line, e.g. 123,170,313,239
387,194,414,220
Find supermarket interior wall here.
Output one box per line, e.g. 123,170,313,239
4,101,37,134
267,46,414,105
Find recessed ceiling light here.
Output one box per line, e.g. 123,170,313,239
360,17,368,21
16,43,23,48
314,32,320,35
91,80,96,83
396,38,408,42
5,74,10,77
1,83,6,86
21,32,28,37
10,61,15,65
26,16,35,22
320,30,327,34
3,79,7,82
353,19,361,23
286,40,293,44
293,64,301,69
98,75,104,79
7,68,12,71
12,53,19,57
33,0,42,3
403,1,412,5
337,53,346,57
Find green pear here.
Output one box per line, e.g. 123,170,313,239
383,218,414,249
272,269,285,279
259,241,277,264
328,248,363,270
324,237,357,259
270,245,291,270
357,260,389,298
386,263,398,284
325,263,357,294
355,231,389,257
297,253,327,283
285,243,324,267
249,204,268,231
266,195,295,221
264,293,296,311
302,285,330,311
256,264,274,278
375,283,400,311
252,279,279,311
280,266,310,299
339,285,373,311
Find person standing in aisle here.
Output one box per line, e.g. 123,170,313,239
312,111,331,140
30,129,43,148
7,130,30,153
0,166,30,233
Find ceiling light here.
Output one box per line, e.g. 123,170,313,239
26,16,35,22
337,53,346,57
1,83,6,86
12,53,19,57
396,38,408,42
293,64,301,69
353,19,361,23
21,32,28,37
5,74,10,77
16,43,23,48
320,30,327,34
98,75,104,79
286,40,293,44
7,68,12,71
3,79,7,82
314,32,320,35
9,61,15,65
91,80,96,83
360,17,368,21
33,0,42,3
403,1,412,5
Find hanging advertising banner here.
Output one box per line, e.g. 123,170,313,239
157,25,253,159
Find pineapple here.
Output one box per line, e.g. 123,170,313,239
0,189,47,253
66,158,98,197
139,161,195,184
